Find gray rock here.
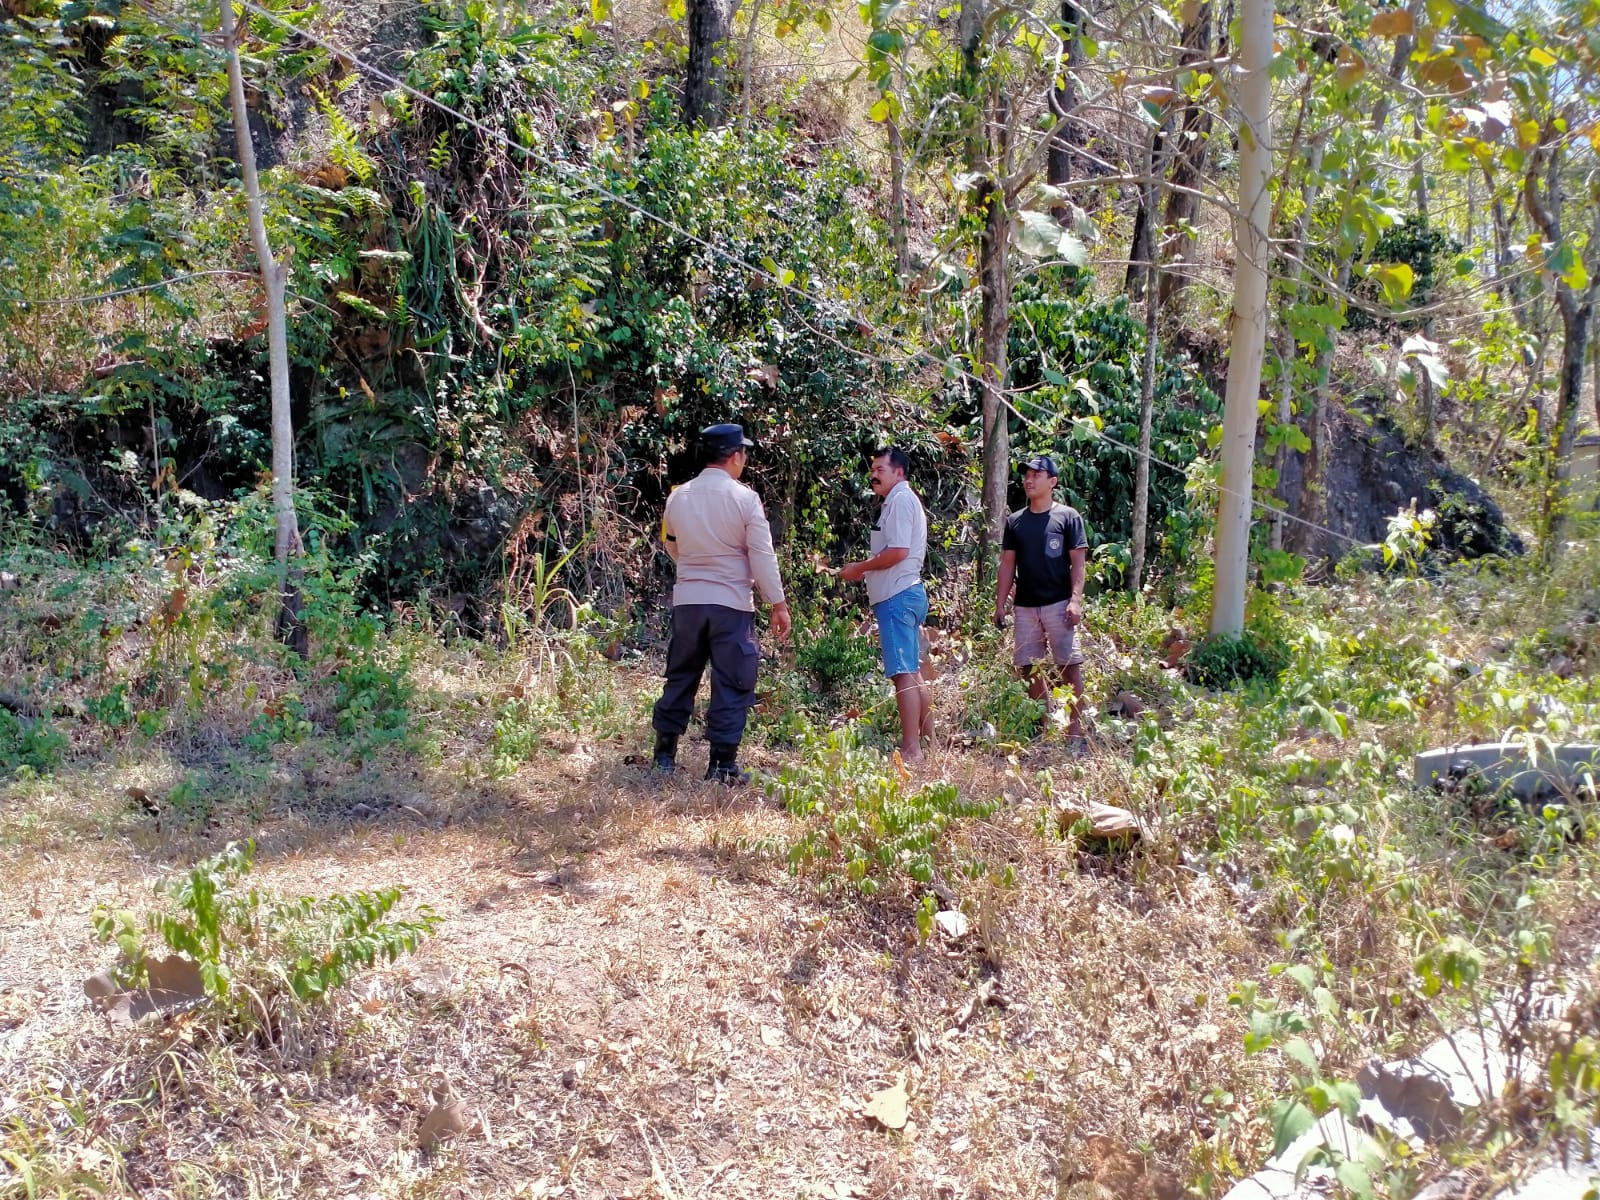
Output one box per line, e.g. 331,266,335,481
1414,743,1600,802
1413,1173,1470,1199
1219,1168,1316,1199
1358,1024,1519,1141
1500,1162,1600,1199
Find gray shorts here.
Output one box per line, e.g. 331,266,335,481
1013,601,1084,668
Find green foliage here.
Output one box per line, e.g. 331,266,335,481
767,726,999,900
1185,629,1292,689
1350,215,1463,330
491,694,560,775
92,841,438,1035
84,683,133,729
959,667,1045,745
0,711,67,780
1380,501,1436,572
328,613,415,749
244,694,312,751
796,617,879,691
1005,290,1221,574
1230,975,1409,1200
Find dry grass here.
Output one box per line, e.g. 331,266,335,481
0,647,1307,1200
4,557,1599,1199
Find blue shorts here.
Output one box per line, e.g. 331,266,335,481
873,583,928,677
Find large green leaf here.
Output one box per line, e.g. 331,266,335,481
1269,1098,1317,1156
1550,242,1590,290
1373,262,1416,305
1013,210,1088,265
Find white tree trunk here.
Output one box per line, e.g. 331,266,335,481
1131,132,1160,592
221,0,302,622
1209,0,1273,637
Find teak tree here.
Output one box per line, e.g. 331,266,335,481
220,0,304,647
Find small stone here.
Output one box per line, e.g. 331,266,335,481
83,970,118,1006
1108,690,1146,718
933,910,969,940
1413,1172,1470,1200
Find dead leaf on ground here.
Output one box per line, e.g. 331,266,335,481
418,1093,471,1150
85,955,206,1024
1056,798,1141,841
760,1024,785,1047
863,1073,910,1130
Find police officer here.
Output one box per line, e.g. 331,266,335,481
652,424,792,782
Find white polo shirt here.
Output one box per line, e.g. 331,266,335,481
865,480,927,607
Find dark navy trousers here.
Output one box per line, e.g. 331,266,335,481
651,604,760,748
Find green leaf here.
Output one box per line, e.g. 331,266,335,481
869,97,892,123
1373,262,1415,305
1013,210,1087,265
1282,1036,1320,1073
1327,1079,1363,1118
1335,1159,1375,1200
1549,242,1590,290
1283,963,1316,993
1269,1098,1316,1156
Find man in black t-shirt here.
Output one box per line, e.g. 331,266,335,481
993,455,1089,743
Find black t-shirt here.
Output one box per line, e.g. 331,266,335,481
1002,503,1088,607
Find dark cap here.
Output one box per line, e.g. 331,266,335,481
1022,454,1059,477
701,423,755,453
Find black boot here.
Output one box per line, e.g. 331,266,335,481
652,733,679,775
705,743,751,785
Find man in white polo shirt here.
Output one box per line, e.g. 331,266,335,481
840,446,930,763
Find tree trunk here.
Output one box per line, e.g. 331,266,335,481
1414,131,1435,449
1209,0,1272,638
1131,141,1160,591
1486,177,1519,314
1593,324,1600,432
685,0,733,127
736,0,762,134
1156,2,1215,308
221,0,303,652
963,0,1012,593
1523,146,1600,556
1545,300,1593,553
1046,0,1087,205
976,130,1011,592
1124,122,1168,303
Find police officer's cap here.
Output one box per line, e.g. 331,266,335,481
701,423,755,453
1021,454,1059,477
